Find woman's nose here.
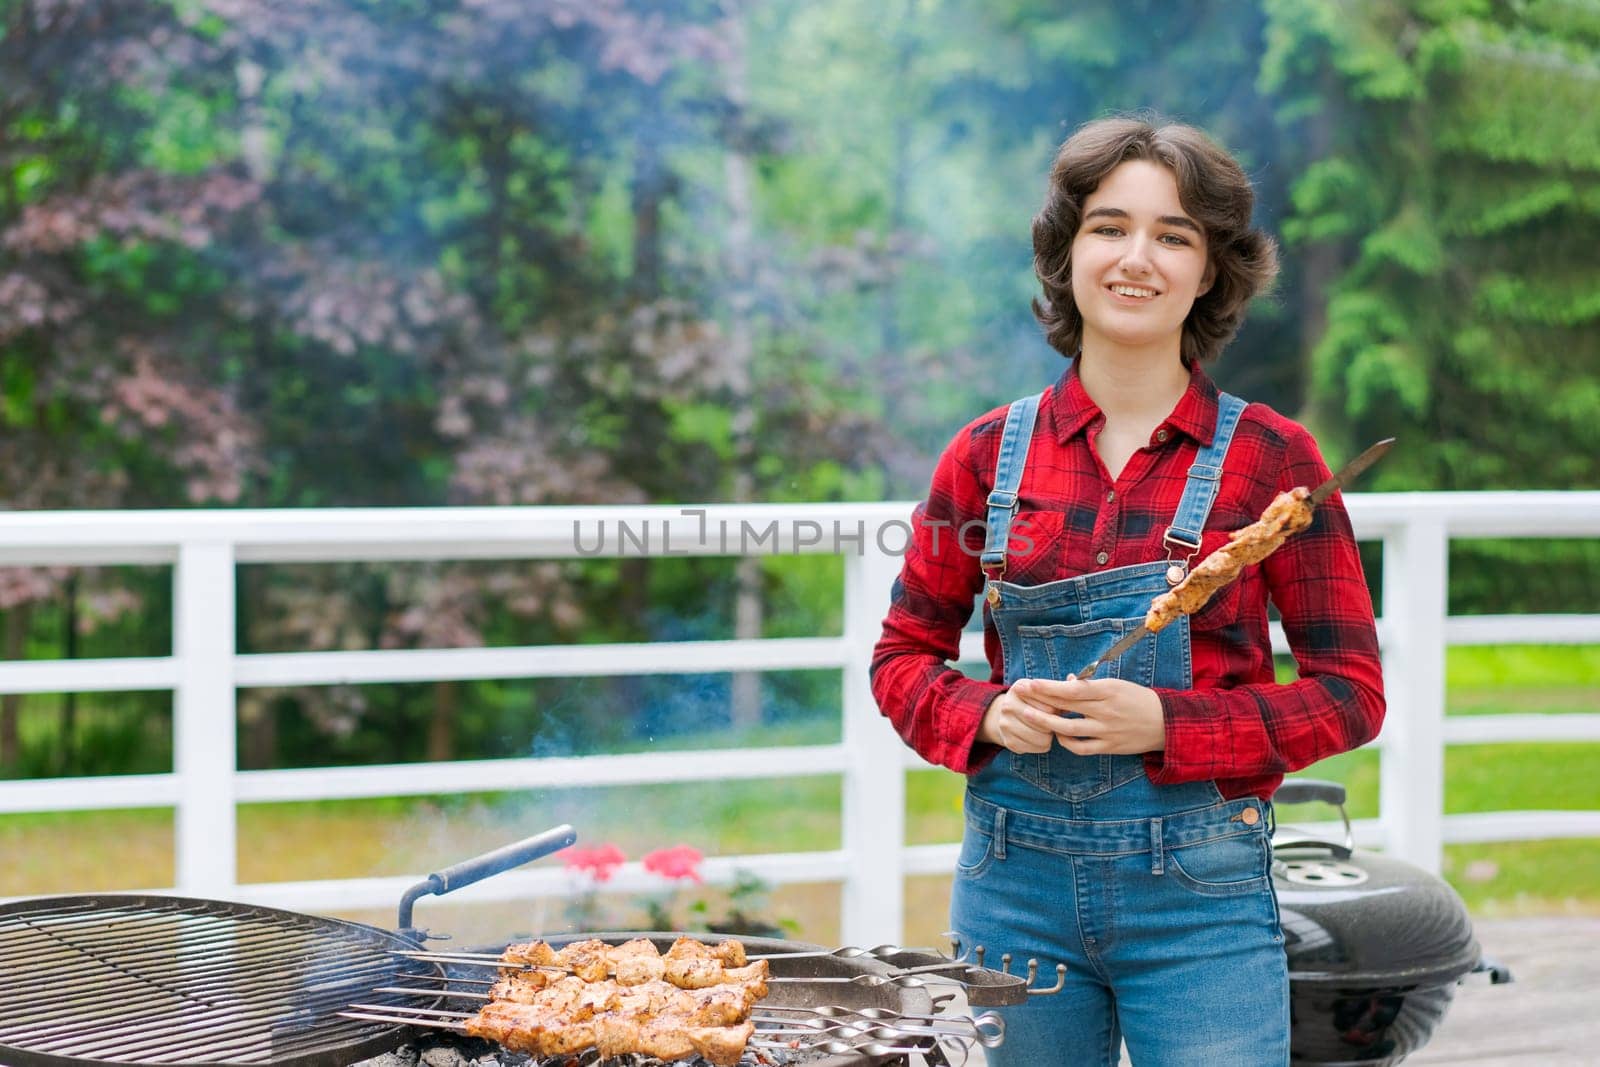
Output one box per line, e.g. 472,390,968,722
1120,235,1154,275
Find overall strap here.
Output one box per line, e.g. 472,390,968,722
979,392,1044,587
1162,391,1248,574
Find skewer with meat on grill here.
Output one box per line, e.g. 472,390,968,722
497,936,762,991
464,935,767,1065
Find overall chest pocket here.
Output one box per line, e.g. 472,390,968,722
1010,617,1153,802
1016,616,1156,683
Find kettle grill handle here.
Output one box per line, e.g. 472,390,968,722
398,824,578,933
1274,779,1346,807
1472,956,1515,985
1272,778,1355,860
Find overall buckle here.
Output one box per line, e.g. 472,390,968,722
983,563,1006,606
1161,531,1201,586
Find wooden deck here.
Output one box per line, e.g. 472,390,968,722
1405,917,1600,1066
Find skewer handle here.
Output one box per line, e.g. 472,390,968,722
399,824,577,930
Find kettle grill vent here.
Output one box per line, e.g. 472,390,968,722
1279,858,1370,887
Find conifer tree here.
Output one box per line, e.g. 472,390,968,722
1262,0,1600,492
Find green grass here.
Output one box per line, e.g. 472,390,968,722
3,644,1596,922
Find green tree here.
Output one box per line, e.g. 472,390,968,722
1262,0,1600,491
0,0,893,771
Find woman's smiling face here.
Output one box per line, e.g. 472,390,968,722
1069,159,1214,357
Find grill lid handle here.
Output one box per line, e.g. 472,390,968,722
1271,778,1354,859
1273,779,1346,807
398,824,578,933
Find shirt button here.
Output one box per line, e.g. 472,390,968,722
1106,490,1116,503
1095,551,1110,565
1155,429,1170,443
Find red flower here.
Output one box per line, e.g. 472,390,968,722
642,844,703,884
562,843,627,883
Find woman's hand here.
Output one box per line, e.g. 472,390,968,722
977,682,1076,754
981,677,1167,756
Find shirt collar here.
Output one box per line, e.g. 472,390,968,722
1165,365,1221,446
1048,359,1222,447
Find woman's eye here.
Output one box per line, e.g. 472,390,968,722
1093,226,1123,237
1160,233,1191,246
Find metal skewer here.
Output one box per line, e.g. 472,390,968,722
337,1010,467,1031
364,986,999,1046
753,1011,1005,1047
750,1038,932,1057
394,949,564,971
348,1002,474,1019
746,943,938,962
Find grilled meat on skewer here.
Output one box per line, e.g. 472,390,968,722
593,1016,756,1065
665,935,748,967
615,950,667,984
1144,487,1315,633
664,957,769,992
488,974,758,1025
464,1000,596,1055
469,935,765,1063
465,996,756,1064
500,939,561,969
498,935,747,979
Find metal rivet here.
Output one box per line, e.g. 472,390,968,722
1095,551,1109,565
1155,429,1170,443
1166,564,1186,586
1106,490,1116,503
1240,807,1260,826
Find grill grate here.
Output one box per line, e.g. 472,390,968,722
0,895,443,1067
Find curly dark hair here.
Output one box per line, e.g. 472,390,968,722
1031,117,1280,366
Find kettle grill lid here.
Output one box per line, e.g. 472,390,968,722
1274,845,1481,989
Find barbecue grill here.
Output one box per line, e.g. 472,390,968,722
1272,779,1513,1065
0,826,579,1067
355,933,1044,1067
0,826,1045,1067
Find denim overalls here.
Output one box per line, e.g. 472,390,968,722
949,392,1290,1067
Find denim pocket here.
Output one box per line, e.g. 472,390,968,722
955,826,997,879
1166,830,1270,897
1017,616,1154,683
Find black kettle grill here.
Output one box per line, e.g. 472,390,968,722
1273,779,1513,1065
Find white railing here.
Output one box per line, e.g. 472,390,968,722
1,494,1598,944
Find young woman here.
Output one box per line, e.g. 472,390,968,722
871,118,1386,1066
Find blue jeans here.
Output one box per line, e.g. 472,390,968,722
951,789,1289,1066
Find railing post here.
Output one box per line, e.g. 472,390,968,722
1378,517,1448,874
840,533,906,944
173,541,238,896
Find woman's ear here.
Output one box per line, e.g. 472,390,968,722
1198,260,1217,297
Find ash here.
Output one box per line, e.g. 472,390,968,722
351,1035,803,1067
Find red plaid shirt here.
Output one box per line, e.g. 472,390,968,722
870,362,1385,801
